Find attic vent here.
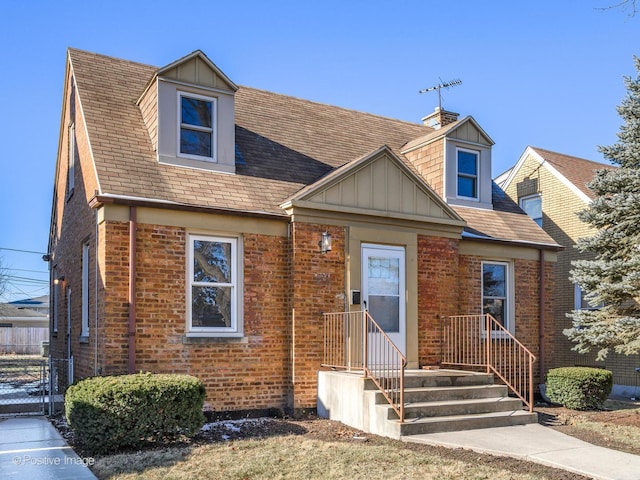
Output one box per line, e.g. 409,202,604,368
516,177,539,198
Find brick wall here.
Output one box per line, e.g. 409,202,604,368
417,235,460,366
96,221,293,412
291,223,346,410
50,73,100,383
457,252,554,384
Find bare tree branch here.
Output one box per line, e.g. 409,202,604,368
596,0,638,17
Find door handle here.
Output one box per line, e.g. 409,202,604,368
363,300,367,311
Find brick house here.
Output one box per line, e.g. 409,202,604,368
499,146,640,395
47,48,560,417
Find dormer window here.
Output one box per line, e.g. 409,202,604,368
147,51,237,174
179,92,216,161
457,148,478,199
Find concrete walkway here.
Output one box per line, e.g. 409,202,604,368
0,416,97,479
403,422,640,480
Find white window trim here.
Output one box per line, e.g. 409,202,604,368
519,193,542,227
81,241,90,337
456,147,479,201
186,234,243,337
481,260,514,336
68,123,75,197
177,91,218,163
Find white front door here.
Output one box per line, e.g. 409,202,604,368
361,244,406,356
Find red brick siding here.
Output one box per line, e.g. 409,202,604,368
417,235,460,366
50,73,100,382
98,222,292,411
291,223,346,410
457,253,555,384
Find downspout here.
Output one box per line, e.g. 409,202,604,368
128,206,137,374
94,210,99,375
538,249,546,386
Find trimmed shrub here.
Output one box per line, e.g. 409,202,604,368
65,372,206,454
545,367,613,410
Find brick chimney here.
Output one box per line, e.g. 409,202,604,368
422,107,459,130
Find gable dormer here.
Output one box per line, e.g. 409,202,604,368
402,110,495,210
137,51,238,174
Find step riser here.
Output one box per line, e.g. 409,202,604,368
386,398,524,420
402,374,493,389
366,374,494,390
399,412,538,436
373,385,508,404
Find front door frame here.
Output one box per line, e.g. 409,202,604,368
361,243,406,357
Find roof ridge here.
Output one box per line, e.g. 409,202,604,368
530,146,612,168
68,48,432,132
238,84,430,130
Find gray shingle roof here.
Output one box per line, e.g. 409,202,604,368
68,48,558,248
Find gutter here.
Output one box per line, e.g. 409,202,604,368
128,206,137,374
461,230,564,251
89,193,287,221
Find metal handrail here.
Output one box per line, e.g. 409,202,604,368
442,314,536,412
322,310,406,422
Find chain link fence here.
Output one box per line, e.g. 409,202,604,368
0,355,73,416
0,355,47,415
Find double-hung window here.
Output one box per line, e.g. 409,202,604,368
482,261,510,330
457,149,478,199
187,234,241,336
178,92,216,161
520,194,542,227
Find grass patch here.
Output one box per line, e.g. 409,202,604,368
92,435,561,480
571,422,640,450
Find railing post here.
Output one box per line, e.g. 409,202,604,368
362,310,368,377
399,363,405,423
485,314,491,374
529,354,534,413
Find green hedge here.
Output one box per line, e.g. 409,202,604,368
545,367,613,410
65,372,206,454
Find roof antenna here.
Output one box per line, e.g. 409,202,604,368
419,78,462,110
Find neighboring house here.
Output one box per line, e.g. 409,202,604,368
499,146,639,394
0,296,49,354
47,48,560,414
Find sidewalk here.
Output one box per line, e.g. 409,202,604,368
403,422,640,480
0,416,97,479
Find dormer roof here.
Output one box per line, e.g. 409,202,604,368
401,116,494,154
138,50,238,105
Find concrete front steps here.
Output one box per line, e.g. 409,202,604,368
317,369,537,440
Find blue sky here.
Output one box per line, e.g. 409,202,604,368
0,0,638,302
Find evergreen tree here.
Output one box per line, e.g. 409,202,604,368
567,56,640,360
